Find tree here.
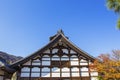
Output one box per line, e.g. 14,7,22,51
106,0,120,29
90,50,120,80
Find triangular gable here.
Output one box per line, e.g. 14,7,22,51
10,31,95,68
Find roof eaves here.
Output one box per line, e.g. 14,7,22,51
60,33,95,60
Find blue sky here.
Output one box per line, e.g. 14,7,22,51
0,0,120,57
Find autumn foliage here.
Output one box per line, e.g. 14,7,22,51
90,50,120,80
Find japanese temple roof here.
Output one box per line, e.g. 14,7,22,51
10,30,95,68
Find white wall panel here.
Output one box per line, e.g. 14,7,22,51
41,73,50,77
80,63,88,65
61,55,69,61
81,72,89,77
42,57,50,60
72,73,79,77
32,62,41,65
80,59,87,62
71,55,77,57
52,49,58,54
62,49,68,53
42,61,50,65
61,58,69,61
52,55,59,57
81,67,88,71
31,73,40,77
62,67,70,72
42,67,50,72
21,73,29,77
71,67,79,72
62,73,70,77
21,67,30,72
52,73,60,77
52,67,60,72
52,55,60,60
31,67,40,72
52,58,60,60
70,57,78,60
62,55,68,57
71,61,79,65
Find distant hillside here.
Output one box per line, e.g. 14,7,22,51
0,51,23,64
0,56,6,67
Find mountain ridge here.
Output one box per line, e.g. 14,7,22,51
0,51,23,64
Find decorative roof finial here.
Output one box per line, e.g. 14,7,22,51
57,29,64,35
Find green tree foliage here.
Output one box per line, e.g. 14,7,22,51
106,0,120,29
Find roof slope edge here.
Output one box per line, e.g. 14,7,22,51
10,32,95,68
60,33,95,60
10,33,62,67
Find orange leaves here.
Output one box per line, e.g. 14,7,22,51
91,50,120,80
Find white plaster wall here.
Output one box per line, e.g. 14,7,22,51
71,73,79,77
42,61,50,65
52,73,60,77
52,67,60,72
52,55,60,60
61,57,69,61
62,49,68,53
32,67,40,72
71,55,77,57
42,57,50,60
70,57,78,60
52,49,58,54
81,67,88,71
71,61,79,65
80,62,88,65
62,68,70,72
32,62,41,65
41,73,50,77
81,72,89,77
42,67,50,72
31,73,40,77
62,73,70,77
71,67,79,72
21,73,29,77
21,67,30,72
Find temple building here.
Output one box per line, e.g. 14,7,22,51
1,30,98,80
